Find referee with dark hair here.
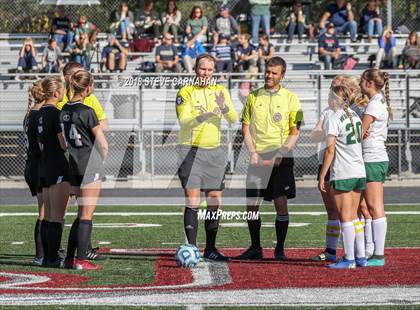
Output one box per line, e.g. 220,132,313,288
176,54,238,261
236,56,303,261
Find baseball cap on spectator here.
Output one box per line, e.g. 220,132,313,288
327,22,335,28
219,5,228,12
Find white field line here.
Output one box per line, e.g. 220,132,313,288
1,211,420,217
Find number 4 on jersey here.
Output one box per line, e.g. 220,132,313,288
69,124,83,147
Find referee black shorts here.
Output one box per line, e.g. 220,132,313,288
246,150,296,201
177,145,227,192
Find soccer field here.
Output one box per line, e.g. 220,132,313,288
1,204,420,309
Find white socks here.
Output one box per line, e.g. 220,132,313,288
326,219,340,253
341,222,355,261
353,219,365,259
363,218,374,257
372,217,387,256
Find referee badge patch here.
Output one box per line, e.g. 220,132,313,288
176,96,183,105
273,112,282,122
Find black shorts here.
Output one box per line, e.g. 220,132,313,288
317,164,331,182
246,152,296,201
178,146,226,191
24,160,42,196
70,172,104,187
43,173,70,187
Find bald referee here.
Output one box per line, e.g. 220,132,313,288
176,54,238,261
237,56,303,261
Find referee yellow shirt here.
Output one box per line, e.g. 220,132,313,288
57,93,107,121
176,84,238,149
242,86,303,154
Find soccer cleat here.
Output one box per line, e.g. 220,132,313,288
63,257,75,269
86,247,107,261
73,259,101,270
32,256,44,266
203,248,229,262
356,257,368,267
310,251,336,262
235,247,263,260
365,250,374,260
328,258,356,269
367,256,385,267
42,258,64,269
274,247,288,261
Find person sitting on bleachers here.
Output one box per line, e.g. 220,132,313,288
185,5,208,44
401,31,420,69
212,34,234,77
74,15,98,46
161,0,181,44
41,38,62,73
285,0,307,43
257,34,274,73
182,39,206,73
100,34,128,73
249,0,271,45
235,33,258,77
375,27,397,69
360,0,383,43
155,33,182,73
50,6,74,52
212,5,239,46
17,37,38,73
69,33,93,70
319,0,357,42
135,0,161,42
110,2,135,41
318,23,340,70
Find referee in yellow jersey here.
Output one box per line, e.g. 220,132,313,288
236,57,303,261
176,54,238,261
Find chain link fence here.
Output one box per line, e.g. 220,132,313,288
1,0,418,34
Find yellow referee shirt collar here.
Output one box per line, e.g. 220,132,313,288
259,85,283,96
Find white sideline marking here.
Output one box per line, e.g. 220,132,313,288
11,242,24,245
64,223,161,228
98,241,111,245
221,222,310,228
1,211,420,217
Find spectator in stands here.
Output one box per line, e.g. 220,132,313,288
235,33,258,75
249,0,271,45
185,5,208,43
110,2,135,41
69,33,93,70
41,39,62,73
375,27,397,69
360,0,383,43
319,0,357,42
51,6,74,52
135,0,161,42
17,37,38,73
74,15,98,45
401,31,420,69
257,34,274,73
101,34,128,73
212,34,234,77
285,0,307,43
182,39,206,73
212,6,239,46
155,33,182,73
161,0,181,44
318,23,340,70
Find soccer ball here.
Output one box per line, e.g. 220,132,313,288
175,244,201,268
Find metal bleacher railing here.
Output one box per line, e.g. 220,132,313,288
1,33,419,181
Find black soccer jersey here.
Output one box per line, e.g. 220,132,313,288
23,109,42,160
60,101,101,176
38,104,69,181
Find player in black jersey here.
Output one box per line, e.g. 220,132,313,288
60,70,108,270
23,80,45,266
37,76,70,268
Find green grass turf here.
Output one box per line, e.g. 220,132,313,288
0,204,419,287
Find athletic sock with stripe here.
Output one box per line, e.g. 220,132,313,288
184,206,198,246
205,210,220,251
275,214,289,251
353,219,365,258
341,221,355,261
325,219,340,255
247,215,261,249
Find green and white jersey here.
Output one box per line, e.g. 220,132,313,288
317,107,335,165
362,93,389,163
325,108,365,181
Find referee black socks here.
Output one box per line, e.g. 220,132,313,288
205,210,220,251
247,217,262,249
275,214,289,251
184,207,198,246
77,219,93,260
